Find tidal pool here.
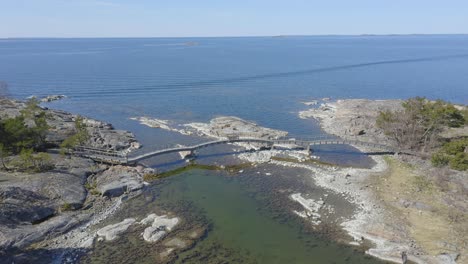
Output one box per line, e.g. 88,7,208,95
85,167,388,264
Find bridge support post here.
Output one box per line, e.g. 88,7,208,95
186,150,197,161
306,144,311,153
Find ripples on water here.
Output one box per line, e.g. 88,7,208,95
2,35,467,148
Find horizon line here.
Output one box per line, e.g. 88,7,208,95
1,33,468,40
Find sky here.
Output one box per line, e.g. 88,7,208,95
1,0,467,38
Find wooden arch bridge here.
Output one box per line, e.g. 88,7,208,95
72,135,403,165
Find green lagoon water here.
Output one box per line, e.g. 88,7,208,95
90,168,387,264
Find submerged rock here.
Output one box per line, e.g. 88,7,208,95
140,214,179,242
96,218,136,241
164,237,188,248
40,95,67,102
290,193,324,225
130,117,171,130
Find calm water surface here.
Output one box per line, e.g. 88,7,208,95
86,169,386,264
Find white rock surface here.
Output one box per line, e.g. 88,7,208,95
130,116,191,135
299,99,403,144
141,214,180,243
130,117,172,130
40,95,67,102
139,213,158,225
185,116,288,139
97,218,136,241
96,165,144,197
290,193,324,225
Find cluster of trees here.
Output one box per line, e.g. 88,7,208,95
0,98,92,171
0,98,52,171
60,116,89,155
431,138,468,171
376,97,467,171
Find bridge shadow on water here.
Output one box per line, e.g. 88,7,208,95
143,149,258,171
313,149,395,156
141,146,391,173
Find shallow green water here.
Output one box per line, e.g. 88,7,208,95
155,169,385,264
85,167,388,263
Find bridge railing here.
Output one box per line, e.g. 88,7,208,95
126,142,200,157
71,134,400,164
73,146,127,158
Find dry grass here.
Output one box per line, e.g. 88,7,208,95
371,157,467,262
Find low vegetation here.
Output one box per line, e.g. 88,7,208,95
84,181,101,196
12,149,54,172
60,202,74,212
60,116,89,156
431,138,468,171
0,98,53,172
377,97,467,170
372,157,467,261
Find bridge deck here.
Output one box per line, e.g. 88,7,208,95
72,136,405,165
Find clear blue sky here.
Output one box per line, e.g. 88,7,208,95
1,0,467,38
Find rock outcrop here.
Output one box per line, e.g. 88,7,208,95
185,116,288,139
0,98,140,152
95,165,147,197
140,214,180,242
0,98,145,256
40,95,66,102
96,218,136,241
0,187,56,226
0,155,99,250
82,118,140,152
299,99,403,145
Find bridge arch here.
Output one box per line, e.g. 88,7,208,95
72,136,399,165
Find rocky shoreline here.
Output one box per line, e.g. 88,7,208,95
299,99,404,144
107,102,467,263
298,99,467,264
2,97,465,264
0,98,150,262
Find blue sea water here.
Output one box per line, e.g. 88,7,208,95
1,35,468,162
1,36,467,132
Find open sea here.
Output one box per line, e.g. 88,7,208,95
1,35,467,133
1,35,467,263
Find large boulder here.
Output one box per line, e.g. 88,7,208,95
95,165,144,197
96,218,136,241
0,187,55,226
0,155,96,217
0,213,85,251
